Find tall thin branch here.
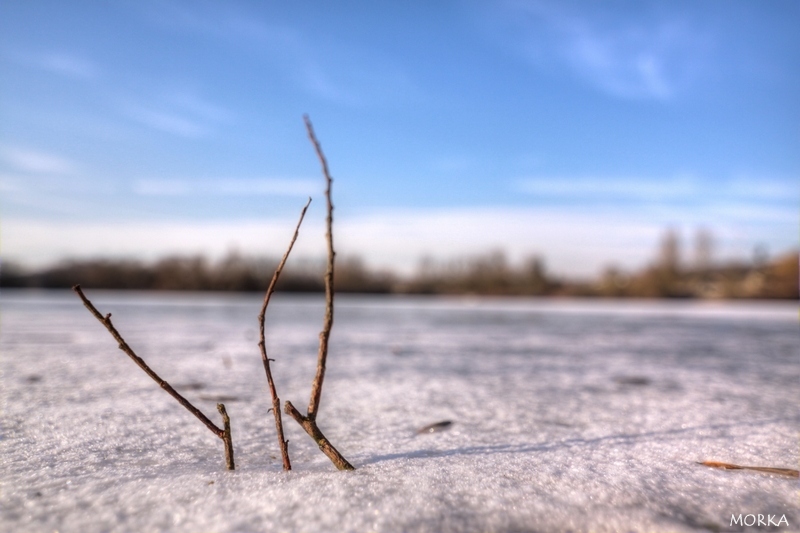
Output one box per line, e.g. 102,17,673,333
72,285,235,470
304,114,335,420
284,114,354,471
258,197,311,471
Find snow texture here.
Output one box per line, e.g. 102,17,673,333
1,290,798,532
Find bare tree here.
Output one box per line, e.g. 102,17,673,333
659,228,681,274
694,228,714,271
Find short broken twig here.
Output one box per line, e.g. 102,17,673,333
73,284,235,470
284,115,354,471
698,460,799,478
217,403,235,470
257,197,311,471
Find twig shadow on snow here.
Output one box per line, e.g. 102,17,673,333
360,417,797,466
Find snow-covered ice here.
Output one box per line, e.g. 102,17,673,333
1,290,798,532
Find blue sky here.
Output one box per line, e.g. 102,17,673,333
1,1,797,277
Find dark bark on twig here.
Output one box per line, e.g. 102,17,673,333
284,115,354,471
284,401,354,471
304,114,335,420
72,284,235,470
258,198,311,471
217,403,235,470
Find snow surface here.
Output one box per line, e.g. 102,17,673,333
1,290,798,532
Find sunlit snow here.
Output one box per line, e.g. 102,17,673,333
1,290,797,532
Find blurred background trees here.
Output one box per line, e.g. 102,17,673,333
1,230,796,299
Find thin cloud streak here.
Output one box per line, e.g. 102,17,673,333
514,176,797,204
120,89,234,137
0,146,77,175
132,178,319,197
35,52,99,80
124,105,209,137
5,50,99,80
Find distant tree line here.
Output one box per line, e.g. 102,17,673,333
395,245,797,299
0,252,396,294
2,242,797,299
572,229,797,299
581,251,797,299
396,251,554,296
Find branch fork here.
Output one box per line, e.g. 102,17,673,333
73,284,235,470
279,115,355,471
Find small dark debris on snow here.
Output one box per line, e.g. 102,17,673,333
198,394,240,402
174,382,206,391
614,375,651,386
417,420,453,434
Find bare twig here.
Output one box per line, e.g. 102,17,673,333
284,114,354,471
698,460,799,478
258,197,311,471
284,401,354,470
72,284,235,470
217,403,235,470
304,114,335,420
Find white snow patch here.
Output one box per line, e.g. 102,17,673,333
1,291,797,532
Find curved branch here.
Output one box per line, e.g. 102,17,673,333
258,198,311,471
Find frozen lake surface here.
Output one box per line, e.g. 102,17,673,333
1,290,798,532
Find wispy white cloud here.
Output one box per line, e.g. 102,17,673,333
515,176,697,200
296,58,420,107
124,105,209,137
482,0,710,100
6,50,99,80
166,92,233,123
726,179,799,202
144,1,420,107
132,178,319,197
0,146,77,174
121,89,234,137
35,52,98,80
0,170,122,220
143,1,299,49
565,27,674,98
514,176,798,204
